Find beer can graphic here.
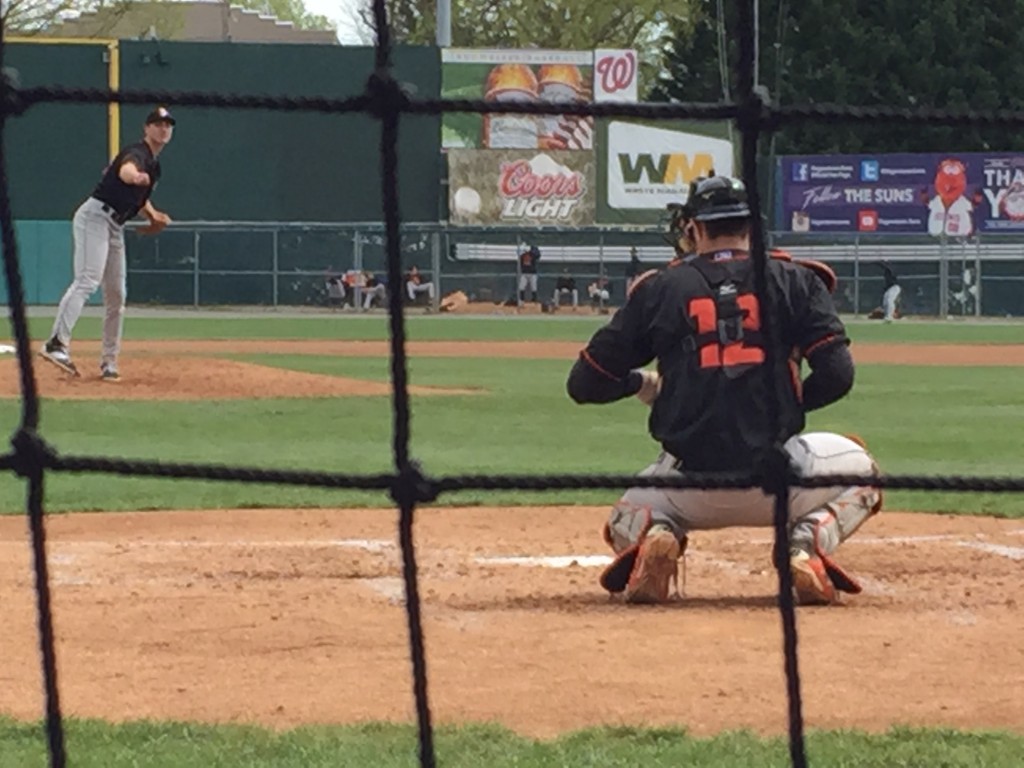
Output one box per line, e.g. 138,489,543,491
536,64,590,150
482,64,540,149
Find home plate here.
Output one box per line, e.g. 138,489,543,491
475,555,613,569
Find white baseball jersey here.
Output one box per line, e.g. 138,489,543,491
928,196,974,236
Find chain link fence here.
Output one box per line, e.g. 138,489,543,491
125,221,1024,317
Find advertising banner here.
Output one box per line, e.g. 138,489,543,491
780,153,1024,236
441,48,595,150
448,149,596,227
597,119,734,225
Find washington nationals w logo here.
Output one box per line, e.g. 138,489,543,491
595,51,636,95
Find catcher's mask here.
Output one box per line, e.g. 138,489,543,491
663,201,695,253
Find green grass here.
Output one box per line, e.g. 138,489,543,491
2,316,1021,763
1,355,1022,515
0,720,1021,768
20,314,608,343
14,313,1024,345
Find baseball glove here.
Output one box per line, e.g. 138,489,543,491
137,212,171,236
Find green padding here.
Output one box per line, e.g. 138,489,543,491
0,220,85,305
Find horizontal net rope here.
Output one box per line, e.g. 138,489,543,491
4,444,1023,494
12,82,1024,128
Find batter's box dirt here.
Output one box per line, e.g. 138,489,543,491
0,355,476,400
2,507,1022,738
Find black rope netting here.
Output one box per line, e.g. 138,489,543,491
3,3,1024,767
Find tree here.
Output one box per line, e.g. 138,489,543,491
3,0,133,35
345,0,699,97
3,0,334,37
656,0,1024,153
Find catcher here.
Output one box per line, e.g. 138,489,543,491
567,173,882,606
40,106,175,382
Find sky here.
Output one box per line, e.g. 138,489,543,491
301,0,367,44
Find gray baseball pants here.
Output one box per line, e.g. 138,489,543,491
50,197,126,368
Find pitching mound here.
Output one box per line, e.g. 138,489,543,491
2,507,1021,737
1,356,476,400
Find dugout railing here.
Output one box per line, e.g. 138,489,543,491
3,2,1024,768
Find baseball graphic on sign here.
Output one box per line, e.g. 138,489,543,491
453,186,482,216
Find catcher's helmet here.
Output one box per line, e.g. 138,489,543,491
685,173,751,222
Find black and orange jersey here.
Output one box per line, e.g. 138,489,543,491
519,246,541,273
567,249,848,471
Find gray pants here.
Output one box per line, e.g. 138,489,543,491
606,432,881,558
882,285,901,320
50,197,126,367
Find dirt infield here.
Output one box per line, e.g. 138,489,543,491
3,341,1023,401
2,508,1022,737
1,339,1021,737
0,355,476,400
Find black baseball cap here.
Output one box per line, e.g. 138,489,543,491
145,106,176,125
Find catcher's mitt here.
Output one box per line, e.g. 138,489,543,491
137,212,171,236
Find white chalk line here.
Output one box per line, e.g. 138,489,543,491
0,538,396,551
6,532,1024,592
957,542,1024,560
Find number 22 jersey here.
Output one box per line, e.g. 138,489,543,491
580,250,847,471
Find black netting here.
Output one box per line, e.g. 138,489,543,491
4,3,1024,767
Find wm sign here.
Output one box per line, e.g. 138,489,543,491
618,152,717,185
605,121,734,212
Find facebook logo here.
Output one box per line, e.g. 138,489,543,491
860,159,880,181
792,162,809,182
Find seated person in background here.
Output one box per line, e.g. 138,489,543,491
361,271,387,311
588,275,611,312
552,268,578,309
405,265,436,306
324,268,347,310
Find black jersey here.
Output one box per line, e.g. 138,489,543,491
92,141,161,222
877,261,899,289
519,246,540,274
575,251,847,471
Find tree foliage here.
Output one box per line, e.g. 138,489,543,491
3,0,132,35
655,0,1024,153
347,0,699,97
3,0,334,37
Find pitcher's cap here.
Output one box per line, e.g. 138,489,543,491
145,106,176,125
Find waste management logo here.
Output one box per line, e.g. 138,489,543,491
606,121,734,211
